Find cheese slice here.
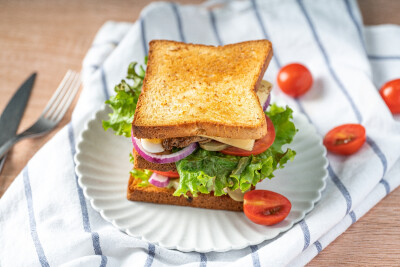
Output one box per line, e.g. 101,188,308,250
200,135,255,151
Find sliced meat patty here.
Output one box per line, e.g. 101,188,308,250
162,136,210,150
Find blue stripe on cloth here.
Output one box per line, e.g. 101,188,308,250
251,0,282,67
314,241,323,253
100,255,108,267
92,232,103,256
380,179,391,195
349,211,357,224
366,136,387,176
327,165,352,214
23,167,50,267
170,2,186,42
368,55,400,60
68,123,106,262
140,16,148,55
299,220,311,251
68,124,90,231
209,9,222,46
297,0,362,123
101,66,109,100
344,0,366,53
294,99,313,123
144,243,155,267
250,245,261,267
89,65,100,70
200,253,207,267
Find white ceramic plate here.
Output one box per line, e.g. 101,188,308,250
75,105,328,252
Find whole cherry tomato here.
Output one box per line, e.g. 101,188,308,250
323,124,366,155
220,115,276,156
243,190,291,225
380,79,400,114
277,63,313,97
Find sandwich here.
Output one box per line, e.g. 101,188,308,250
103,40,297,212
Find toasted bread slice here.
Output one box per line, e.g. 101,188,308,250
127,175,244,211
132,40,273,140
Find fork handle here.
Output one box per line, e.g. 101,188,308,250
0,154,7,175
0,129,52,159
0,136,20,159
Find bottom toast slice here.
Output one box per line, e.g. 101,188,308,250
127,175,244,212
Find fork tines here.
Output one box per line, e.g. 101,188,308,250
42,70,81,123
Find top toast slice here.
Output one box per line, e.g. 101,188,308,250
132,40,273,139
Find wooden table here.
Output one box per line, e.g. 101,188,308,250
1,0,399,265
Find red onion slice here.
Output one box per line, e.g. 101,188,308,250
131,133,198,163
263,94,271,111
149,173,170,187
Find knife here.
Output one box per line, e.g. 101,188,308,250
0,73,36,173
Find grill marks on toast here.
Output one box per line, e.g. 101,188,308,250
132,40,273,140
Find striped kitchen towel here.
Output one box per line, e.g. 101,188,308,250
1,0,400,266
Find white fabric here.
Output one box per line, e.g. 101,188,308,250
1,0,400,266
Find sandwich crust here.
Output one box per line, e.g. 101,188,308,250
128,175,244,211
132,40,273,139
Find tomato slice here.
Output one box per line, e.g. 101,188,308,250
277,63,313,97
220,115,276,156
243,190,291,225
323,124,366,155
380,79,400,114
152,170,180,178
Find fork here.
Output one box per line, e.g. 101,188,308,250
0,70,81,161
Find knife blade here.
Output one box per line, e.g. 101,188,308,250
0,73,36,146
0,73,36,175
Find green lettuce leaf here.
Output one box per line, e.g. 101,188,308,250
102,60,147,137
129,153,152,187
174,104,297,197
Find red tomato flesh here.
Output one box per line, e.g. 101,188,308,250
277,63,313,97
152,170,180,178
243,190,291,225
323,124,366,155
220,115,276,156
380,79,400,114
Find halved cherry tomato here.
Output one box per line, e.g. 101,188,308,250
323,124,366,155
277,63,313,97
243,190,291,225
152,170,180,178
220,115,276,156
380,79,400,114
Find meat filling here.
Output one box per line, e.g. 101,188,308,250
162,136,210,150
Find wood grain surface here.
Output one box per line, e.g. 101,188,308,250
0,0,399,265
